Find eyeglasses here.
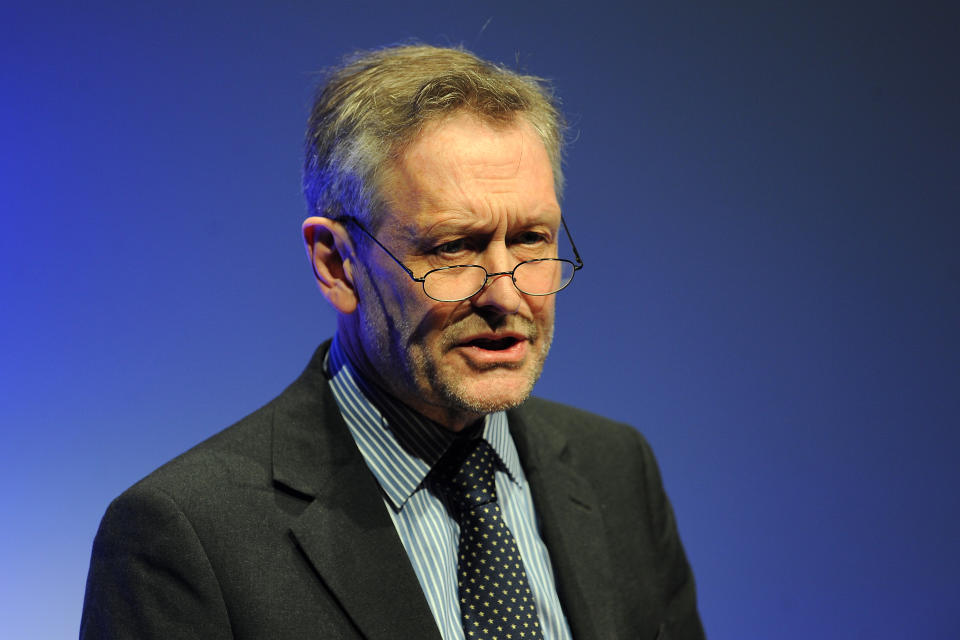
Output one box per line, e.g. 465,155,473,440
343,216,584,302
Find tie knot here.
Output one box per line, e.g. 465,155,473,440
434,437,499,517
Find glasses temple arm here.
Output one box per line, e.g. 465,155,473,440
345,217,422,281
560,216,584,269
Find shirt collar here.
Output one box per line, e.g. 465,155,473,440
324,334,524,512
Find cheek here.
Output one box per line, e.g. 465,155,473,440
363,264,423,318
396,294,463,349
528,295,556,322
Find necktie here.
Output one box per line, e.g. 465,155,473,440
434,437,545,640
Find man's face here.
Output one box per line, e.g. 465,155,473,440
341,111,562,430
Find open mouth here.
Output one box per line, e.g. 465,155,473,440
464,336,521,351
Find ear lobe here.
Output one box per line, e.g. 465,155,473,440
302,216,358,314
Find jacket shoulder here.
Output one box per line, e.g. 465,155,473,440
123,342,334,500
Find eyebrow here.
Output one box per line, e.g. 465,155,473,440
415,210,564,240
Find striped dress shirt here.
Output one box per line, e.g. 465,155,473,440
325,335,573,640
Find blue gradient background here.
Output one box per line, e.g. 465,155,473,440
3,1,958,637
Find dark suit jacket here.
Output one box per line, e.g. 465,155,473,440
81,344,704,639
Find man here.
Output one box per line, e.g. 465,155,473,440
81,45,704,639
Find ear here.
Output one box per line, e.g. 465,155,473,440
301,216,359,314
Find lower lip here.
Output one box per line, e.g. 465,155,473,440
454,340,528,365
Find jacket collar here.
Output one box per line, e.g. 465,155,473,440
270,342,442,640
508,402,620,640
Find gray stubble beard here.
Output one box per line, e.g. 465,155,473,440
412,317,555,419
352,263,555,424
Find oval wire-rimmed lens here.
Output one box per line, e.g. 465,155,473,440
421,259,577,302
422,265,488,302
514,258,577,296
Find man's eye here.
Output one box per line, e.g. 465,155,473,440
514,231,548,246
433,239,468,255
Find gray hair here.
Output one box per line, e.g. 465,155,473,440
302,44,566,229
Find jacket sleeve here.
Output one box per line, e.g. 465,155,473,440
80,486,234,639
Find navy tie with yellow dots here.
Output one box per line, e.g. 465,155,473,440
434,437,544,640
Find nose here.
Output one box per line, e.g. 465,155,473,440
470,251,522,315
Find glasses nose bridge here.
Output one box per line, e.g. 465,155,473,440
478,263,521,292
473,238,522,290
468,263,524,309
484,266,517,278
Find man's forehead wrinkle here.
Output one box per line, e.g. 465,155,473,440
376,110,560,248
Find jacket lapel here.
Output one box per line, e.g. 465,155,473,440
509,404,621,640
270,346,441,640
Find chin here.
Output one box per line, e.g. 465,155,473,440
437,367,539,415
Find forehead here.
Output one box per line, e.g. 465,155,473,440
379,111,560,237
